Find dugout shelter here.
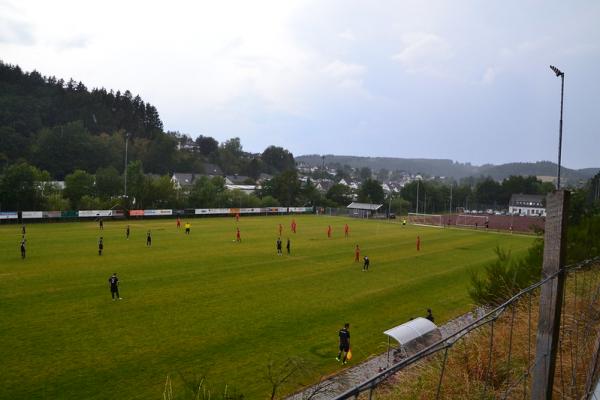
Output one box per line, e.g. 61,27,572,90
383,317,441,366
346,202,383,218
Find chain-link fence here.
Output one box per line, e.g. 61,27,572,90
329,257,600,400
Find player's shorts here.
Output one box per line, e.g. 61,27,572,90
110,287,118,293
339,343,350,352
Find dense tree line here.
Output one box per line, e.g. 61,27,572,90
0,62,298,181
469,171,600,305
0,158,595,216
0,159,374,211
394,175,555,215
0,61,590,215
298,154,596,183
0,61,162,163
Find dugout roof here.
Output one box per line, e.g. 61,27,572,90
383,317,437,346
347,202,383,211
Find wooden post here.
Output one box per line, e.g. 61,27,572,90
531,190,570,399
583,330,600,397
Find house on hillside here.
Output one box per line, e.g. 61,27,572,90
171,173,196,190
203,163,223,177
347,202,384,218
258,173,273,183
537,175,557,185
37,180,65,191
315,179,335,193
177,142,199,152
509,194,546,216
226,184,257,195
225,175,253,185
172,164,225,190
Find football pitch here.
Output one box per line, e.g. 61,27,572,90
0,215,535,399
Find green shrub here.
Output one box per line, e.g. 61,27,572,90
469,239,543,306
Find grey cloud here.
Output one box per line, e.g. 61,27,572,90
56,34,91,50
0,16,35,45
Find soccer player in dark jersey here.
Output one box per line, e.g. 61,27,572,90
21,224,26,235
99,218,104,230
337,323,351,364
126,225,130,240
426,308,435,323
363,256,370,271
108,273,121,300
20,237,26,259
98,237,104,256
146,230,152,247
276,238,282,255
286,238,290,255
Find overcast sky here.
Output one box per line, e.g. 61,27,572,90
1,0,599,168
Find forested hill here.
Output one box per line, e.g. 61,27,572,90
0,61,163,143
297,155,599,183
0,61,294,179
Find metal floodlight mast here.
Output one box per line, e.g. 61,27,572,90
549,65,565,189
416,179,420,214
124,132,130,199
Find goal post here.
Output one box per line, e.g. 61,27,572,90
456,214,488,228
407,213,443,227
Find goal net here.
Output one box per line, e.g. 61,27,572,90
456,214,488,228
407,213,443,227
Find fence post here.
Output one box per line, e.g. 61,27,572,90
531,190,570,399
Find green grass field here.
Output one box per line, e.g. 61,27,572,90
0,215,534,399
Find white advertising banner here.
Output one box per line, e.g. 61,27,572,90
144,209,173,216
240,208,261,214
0,212,18,220
23,211,43,219
79,210,113,218
195,208,230,215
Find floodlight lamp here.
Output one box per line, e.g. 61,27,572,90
550,65,563,77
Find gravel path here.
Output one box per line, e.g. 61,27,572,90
286,309,485,400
